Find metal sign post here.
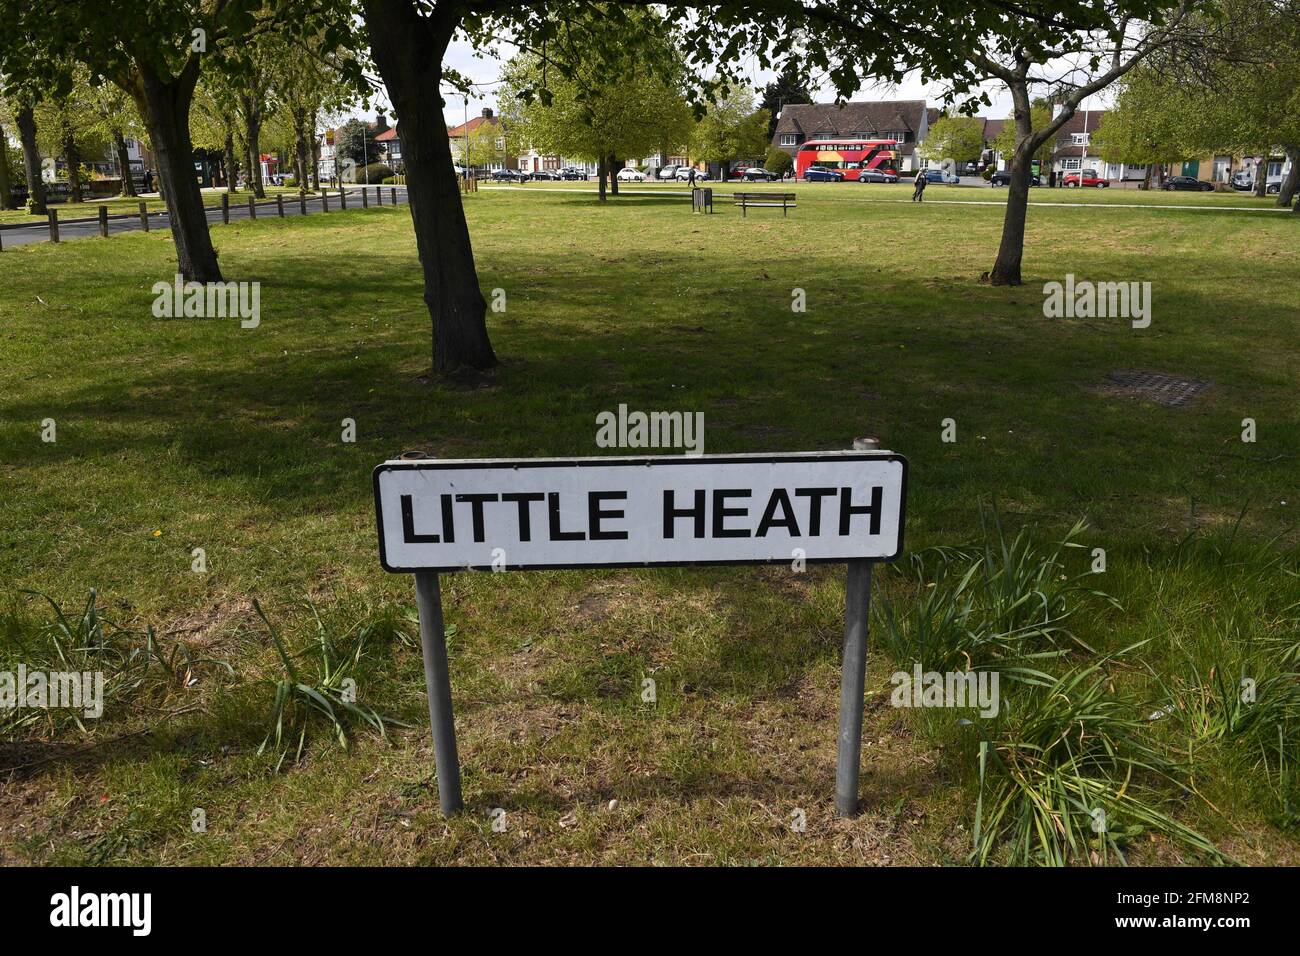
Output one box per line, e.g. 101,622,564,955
413,570,463,815
379,443,905,818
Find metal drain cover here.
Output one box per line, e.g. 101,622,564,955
1103,369,1211,407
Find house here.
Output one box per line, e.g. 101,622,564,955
770,100,932,172
318,112,391,181
375,124,402,172
447,107,515,172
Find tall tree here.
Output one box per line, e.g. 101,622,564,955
759,63,812,140
952,2,1195,285
500,13,693,200
1101,0,1300,206
919,113,985,167
35,72,105,204
0,119,10,209
0,0,340,281
689,88,769,179
360,0,1147,374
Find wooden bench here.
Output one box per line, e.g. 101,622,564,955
733,192,797,217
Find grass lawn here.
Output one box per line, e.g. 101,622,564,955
0,185,319,227
494,177,1292,209
0,186,1297,865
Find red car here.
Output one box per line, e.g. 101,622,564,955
1063,172,1109,188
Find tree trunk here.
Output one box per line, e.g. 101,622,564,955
114,132,137,196
63,130,84,203
597,153,607,201
362,0,497,374
130,61,223,282
609,152,619,195
1275,146,1299,207
293,109,310,194
1253,153,1268,197
16,106,47,215
0,123,11,209
243,100,265,199
989,82,1038,287
311,134,321,191
223,129,239,192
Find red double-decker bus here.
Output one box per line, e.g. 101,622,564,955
795,139,902,181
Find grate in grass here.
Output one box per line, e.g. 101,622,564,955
1102,369,1211,407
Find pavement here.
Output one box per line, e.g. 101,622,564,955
0,186,409,249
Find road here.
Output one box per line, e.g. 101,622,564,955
0,186,409,250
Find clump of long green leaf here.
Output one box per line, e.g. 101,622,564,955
1,589,230,738
971,650,1224,866
878,509,1114,674
254,599,407,771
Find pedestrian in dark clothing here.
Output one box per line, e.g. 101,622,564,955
688,167,697,187
143,169,154,193
912,169,927,202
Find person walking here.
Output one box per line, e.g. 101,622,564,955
687,166,697,187
143,168,154,193
912,168,927,202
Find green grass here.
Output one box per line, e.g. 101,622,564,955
494,177,1291,208
0,186,1297,865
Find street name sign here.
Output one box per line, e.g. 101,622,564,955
374,445,908,818
374,451,906,572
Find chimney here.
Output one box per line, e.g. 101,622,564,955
375,112,388,131
481,107,494,119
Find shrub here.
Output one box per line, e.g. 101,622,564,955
764,147,793,177
352,162,393,184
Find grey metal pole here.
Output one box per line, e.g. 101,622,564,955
414,570,464,815
836,560,873,816
835,434,881,817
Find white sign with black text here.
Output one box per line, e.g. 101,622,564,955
374,451,907,572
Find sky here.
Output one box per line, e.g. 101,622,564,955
345,35,1113,130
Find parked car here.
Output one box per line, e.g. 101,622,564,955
802,166,843,182
675,166,708,181
560,167,587,181
1062,171,1109,188
923,169,958,185
616,167,647,182
529,169,561,181
1228,172,1284,193
1163,175,1214,191
729,164,756,179
859,168,899,184
491,169,527,182
656,165,680,180
988,170,1041,186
